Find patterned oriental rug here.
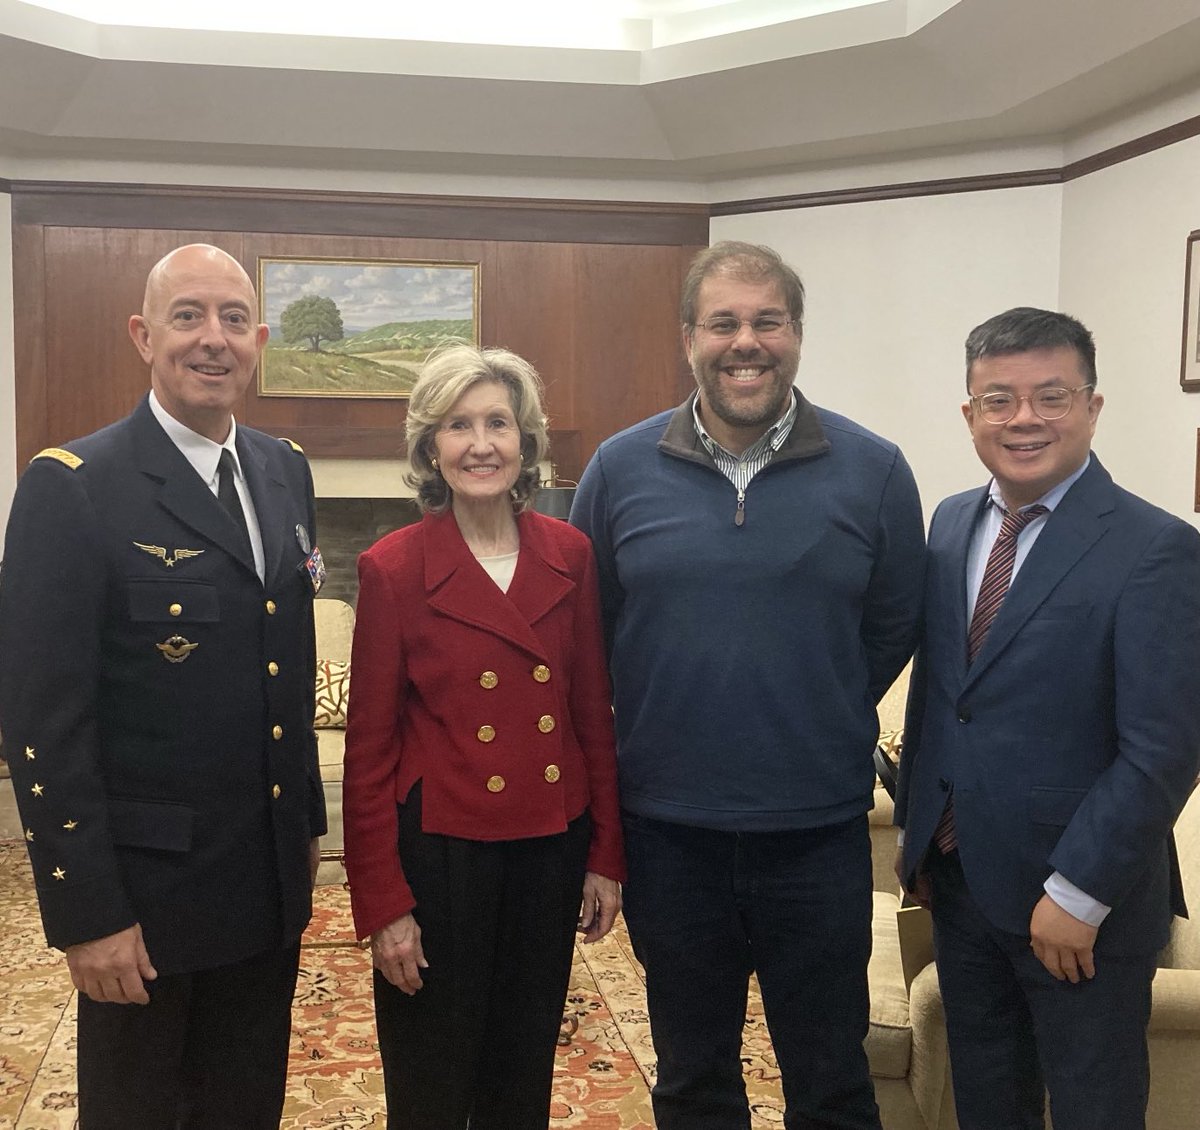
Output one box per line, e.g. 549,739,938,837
0,841,789,1128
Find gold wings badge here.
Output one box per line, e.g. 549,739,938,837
157,636,199,663
133,542,206,568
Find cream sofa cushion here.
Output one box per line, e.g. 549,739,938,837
867,890,913,1080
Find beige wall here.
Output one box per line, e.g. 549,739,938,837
712,184,1063,517
1059,133,1200,523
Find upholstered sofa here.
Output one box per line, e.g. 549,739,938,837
313,597,354,886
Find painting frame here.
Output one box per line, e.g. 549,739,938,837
1180,231,1200,392
257,255,480,399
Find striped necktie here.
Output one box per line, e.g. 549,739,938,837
934,503,1049,854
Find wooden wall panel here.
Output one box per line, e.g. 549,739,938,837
10,184,710,476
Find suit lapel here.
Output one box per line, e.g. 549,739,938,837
238,432,290,583
934,489,985,685
131,399,257,575
423,510,574,659
963,460,1115,687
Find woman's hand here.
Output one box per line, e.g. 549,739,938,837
579,872,622,943
371,913,429,995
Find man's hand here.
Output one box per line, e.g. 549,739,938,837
66,923,157,1005
893,847,931,908
579,872,621,944
371,913,428,995
1030,893,1098,983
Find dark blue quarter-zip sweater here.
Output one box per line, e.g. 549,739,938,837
571,392,926,832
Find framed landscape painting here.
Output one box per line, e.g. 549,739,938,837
257,257,480,398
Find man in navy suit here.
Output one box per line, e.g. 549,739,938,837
895,307,1200,1130
0,244,325,1128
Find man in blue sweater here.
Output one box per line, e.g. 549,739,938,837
571,242,925,1129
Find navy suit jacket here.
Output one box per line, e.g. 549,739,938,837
896,457,1200,955
0,396,325,976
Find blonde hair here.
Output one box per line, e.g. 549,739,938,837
405,342,549,514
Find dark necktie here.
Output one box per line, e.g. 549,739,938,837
934,503,1049,854
217,448,251,553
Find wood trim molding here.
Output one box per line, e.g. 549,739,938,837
9,182,710,246
1063,113,1200,181
0,178,11,195
711,169,1063,216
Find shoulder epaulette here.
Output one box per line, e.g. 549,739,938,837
30,447,83,471
279,437,304,454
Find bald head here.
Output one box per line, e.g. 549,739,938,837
130,244,269,443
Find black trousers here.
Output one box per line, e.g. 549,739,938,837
374,786,591,1130
76,941,301,1130
929,849,1155,1130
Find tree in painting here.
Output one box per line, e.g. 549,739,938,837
280,295,345,352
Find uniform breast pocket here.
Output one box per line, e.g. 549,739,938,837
127,579,220,624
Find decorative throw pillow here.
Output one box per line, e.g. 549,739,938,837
314,659,350,728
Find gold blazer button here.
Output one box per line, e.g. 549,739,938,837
169,603,182,617
544,764,561,783
477,725,497,743
272,724,284,740
272,784,282,799
486,775,506,793
268,661,279,676
532,665,551,683
479,671,498,689
537,714,556,734
265,600,277,615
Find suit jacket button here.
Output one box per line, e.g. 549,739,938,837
957,709,972,723
267,661,279,676
532,665,551,683
544,764,561,783
265,600,277,615
486,775,506,793
537,714,556,734
477,725,496,743
169,603,182,617
272,724,284,740
272,784,281,799
479,671,498,689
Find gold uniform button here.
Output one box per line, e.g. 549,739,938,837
169,603,183,617
537,714,556,734
532,665,551,683
265,600,277,615
486,775,506,793
267,661,279,676
272,784,281,799
477,725,496,743
272,724,284,740
544,764,561,783
479,671,498,690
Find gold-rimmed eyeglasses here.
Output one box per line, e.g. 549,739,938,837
969,385,1095,424
693,315,795,339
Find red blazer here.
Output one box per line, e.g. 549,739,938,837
342,507,625,940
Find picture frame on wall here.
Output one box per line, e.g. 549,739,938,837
257,256,480,398
1180,230,1200,392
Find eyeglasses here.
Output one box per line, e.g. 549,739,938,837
969,385,1095,424
693,315,795,339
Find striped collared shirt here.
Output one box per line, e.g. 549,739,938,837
692,389,797,493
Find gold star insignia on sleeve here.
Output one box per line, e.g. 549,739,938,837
30,783,44,798
62,819,78,831
24,746,35,760
52,867,65,881
24,828,33,842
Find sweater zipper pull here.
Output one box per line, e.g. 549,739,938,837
735,488,745,527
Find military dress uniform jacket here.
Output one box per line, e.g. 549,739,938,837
342,508,625,942
0,396,326,977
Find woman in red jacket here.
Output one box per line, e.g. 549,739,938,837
342,342,624,1128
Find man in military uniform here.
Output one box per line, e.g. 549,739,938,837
0,244,326,1128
